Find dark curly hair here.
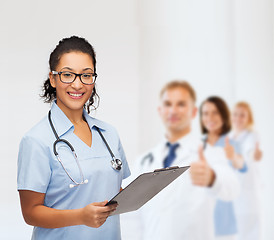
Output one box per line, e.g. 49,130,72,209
200,96,231,135
41,36,99,113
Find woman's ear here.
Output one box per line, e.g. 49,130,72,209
49,72,56,88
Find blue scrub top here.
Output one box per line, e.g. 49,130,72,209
17,102,131,240
213,134,246,236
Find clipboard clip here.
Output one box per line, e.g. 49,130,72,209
154,166,179,172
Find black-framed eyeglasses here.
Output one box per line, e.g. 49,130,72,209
52,71,97,85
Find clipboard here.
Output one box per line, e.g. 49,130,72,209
106,166,190,215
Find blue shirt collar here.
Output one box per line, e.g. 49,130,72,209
82,109,107,131
50,102,106,138
215,134,227,146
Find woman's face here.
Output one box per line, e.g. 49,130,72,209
232,106,249,131
201,102,223,135
49,51,95,114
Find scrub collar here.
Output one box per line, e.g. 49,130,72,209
50,101,106,138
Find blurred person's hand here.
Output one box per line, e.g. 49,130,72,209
190,146,215,187
224,137,245,169
254,142,263,161
224,137,235,160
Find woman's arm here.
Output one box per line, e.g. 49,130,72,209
230,154,245,170
224,137,245,170
19,190,117,229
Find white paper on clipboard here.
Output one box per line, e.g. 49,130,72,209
106,166,190,215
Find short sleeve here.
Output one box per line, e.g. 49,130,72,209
17,135,51,193
118,139,131,180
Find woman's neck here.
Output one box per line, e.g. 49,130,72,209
57,102,84,124
207,132,220,145
68,112,85,125
233,128,246,138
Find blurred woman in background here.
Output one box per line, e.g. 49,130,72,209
200,96,247,240
230,102,263,240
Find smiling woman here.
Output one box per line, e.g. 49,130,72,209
230,102,263,240
49,52,96,118
17,36,131,240
199,96,247,240
41,36,99,114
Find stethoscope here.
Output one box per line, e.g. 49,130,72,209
140,143,194,166
202,136,208,150
48,111,122,188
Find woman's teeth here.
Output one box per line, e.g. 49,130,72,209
68,93,83,97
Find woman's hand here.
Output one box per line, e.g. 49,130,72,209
19,190,117,229
81,201,118,228
254,142,263,161
224,137,235,160
224,137,244,169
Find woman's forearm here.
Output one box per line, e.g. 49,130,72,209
23,205,83,228
19,190,116,229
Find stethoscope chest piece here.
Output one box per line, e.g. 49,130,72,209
94,125,123,171
111,158,122,171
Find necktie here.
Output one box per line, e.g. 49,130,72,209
163,142,180,168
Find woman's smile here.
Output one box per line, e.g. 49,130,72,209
68,91,85,99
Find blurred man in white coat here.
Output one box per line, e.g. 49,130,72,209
122,81,240,240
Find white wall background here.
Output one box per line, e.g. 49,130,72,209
0,0,273,239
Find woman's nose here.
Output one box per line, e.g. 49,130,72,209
71,76,83,89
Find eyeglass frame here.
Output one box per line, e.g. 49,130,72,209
51,70,97,85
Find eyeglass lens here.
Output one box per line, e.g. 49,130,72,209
60,72,96,85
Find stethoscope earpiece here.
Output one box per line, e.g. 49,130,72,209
69,179,89,188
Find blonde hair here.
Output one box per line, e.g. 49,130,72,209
160,80,196,103
234,101,254,130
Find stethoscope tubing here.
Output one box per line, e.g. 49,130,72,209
48,110,122,188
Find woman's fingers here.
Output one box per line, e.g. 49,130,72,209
81,201,118,228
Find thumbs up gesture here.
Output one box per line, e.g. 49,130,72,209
224,137,245,169
254,142,263,161
190,145,216,187
224,137,235,160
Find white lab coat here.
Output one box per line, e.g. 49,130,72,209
229,130,263,240
121,133,240,240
